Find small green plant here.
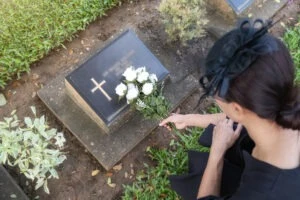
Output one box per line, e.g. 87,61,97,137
158,0,208,44
206,103,222,114
122,127,209,200
0,107,67,194
122,105,220,199
283,21,300,83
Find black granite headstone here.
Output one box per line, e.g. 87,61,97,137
65,30,169,133
226,0,254,14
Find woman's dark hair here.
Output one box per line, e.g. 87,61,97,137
200,19,300,130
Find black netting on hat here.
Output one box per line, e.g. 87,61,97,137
200,19,279,99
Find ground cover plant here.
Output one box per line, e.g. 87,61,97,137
283,19,300,82
122,106,220,199
122,127,210,200
0,107,66,194
0,0,118,88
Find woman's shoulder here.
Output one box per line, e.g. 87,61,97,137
235,151,300,199
242,151,300,173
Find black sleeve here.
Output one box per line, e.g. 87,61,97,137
197,195,224,200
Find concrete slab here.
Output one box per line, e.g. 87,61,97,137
0,165,29,200
38,29,199,170
207,0,288,38
38,70,198,170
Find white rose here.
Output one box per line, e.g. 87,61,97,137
127,83,135,90
115,83,127,97
149,74,158,83
142,82,154,95
137,71,149,83
123,66,137,82
126,86,139,102
136,66,146,74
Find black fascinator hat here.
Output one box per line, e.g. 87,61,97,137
200,18,279,99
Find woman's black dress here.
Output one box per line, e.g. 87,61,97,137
169,124,300,200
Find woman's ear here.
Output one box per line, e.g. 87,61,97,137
230,102,246,122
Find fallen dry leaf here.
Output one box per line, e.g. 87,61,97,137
106,172,113,177
91,169,100,176
108,183,116,188
113,163,122,171
131,169,135,175
107,177,116,188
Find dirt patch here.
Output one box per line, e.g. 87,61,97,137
0,0,299,199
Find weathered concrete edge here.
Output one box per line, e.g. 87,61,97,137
0,165,29,200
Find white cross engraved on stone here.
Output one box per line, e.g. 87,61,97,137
90,78,112,101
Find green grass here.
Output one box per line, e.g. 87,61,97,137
122,105,220,200
122,127,210,200
283,21,300,83
0,0,118,88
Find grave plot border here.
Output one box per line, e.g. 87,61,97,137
38,29,199,170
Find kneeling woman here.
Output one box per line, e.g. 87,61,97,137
160,19,300,200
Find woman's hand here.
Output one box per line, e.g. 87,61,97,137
210,119,243,157
159,113,188,130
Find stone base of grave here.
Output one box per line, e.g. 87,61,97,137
0,165,29,200
38,27,199,170
207,0,289,39
38,69,198,170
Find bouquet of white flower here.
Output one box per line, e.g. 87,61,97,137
115,66,170,120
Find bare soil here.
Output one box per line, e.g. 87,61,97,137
0,0,299,199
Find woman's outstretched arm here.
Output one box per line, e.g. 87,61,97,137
159,113,226,130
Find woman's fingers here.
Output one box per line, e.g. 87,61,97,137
159,118,169,126
235,123,243,135
160,115,172,125
159,116,177,128
159,108,181,126
227,119,234,127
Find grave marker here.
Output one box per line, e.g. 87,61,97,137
207,0,289,39
65,30,169,134
226,0,255,14
38,29,199,170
